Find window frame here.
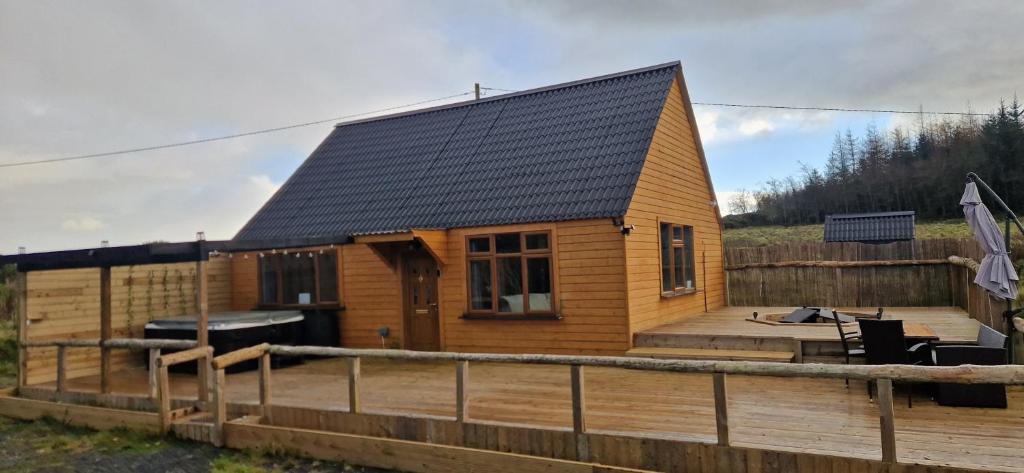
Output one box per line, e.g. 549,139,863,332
257,247,342,308
659,222,697,297
464,231,556,317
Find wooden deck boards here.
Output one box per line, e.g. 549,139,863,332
38,354,1024,472
638,306,981,343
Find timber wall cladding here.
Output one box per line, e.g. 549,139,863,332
442,219,632,356
23,259,231,385
624,75,726,335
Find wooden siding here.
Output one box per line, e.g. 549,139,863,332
340,244,403,348
23,259,231,384
441,220,631,355
623,76,726,335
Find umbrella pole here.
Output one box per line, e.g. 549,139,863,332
1006,217,1017,364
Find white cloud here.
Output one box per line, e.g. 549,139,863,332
738,119,775,137
61,216,106,232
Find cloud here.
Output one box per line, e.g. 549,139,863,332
738,119,775,137
61,216,106,232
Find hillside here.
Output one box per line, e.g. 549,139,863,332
723,219,979,247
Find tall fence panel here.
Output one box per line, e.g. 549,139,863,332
725,238,1015,334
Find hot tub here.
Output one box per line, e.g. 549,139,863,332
144,310,304,373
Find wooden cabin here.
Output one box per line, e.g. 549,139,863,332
5,62,725,383
228,62,725,355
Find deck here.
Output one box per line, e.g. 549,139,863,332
31,354,1024,472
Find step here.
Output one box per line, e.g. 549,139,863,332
625,347,795,363
633,332,797,352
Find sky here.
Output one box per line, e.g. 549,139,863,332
2,0,1022,252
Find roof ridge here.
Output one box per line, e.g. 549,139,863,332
333,61,681,128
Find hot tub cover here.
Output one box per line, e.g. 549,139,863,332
145,310,304,331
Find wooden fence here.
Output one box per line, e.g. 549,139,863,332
725,239,1016,333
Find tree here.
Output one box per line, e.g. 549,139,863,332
727,189,754,215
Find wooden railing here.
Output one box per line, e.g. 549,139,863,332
154,345,213,433
20,338,197,401
206,344,1024,463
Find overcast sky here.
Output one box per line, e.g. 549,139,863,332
2,1,1022,252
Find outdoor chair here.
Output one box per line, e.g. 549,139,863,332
977,324,1008,350
934,345,1008,408
858,319,932,407
831,310,864,387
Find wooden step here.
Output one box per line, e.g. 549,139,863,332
626,347,795,363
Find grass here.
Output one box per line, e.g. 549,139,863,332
723,218,984,247
0,416,394,472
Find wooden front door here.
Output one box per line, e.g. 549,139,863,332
403,250,440,351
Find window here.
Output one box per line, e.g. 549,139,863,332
259,249,340,306
467,231,553,314
660,223,695,294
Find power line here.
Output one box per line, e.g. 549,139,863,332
0,91,475,169
690,102,989,117
482,86,989,116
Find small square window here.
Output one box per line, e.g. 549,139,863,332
495,233,521,253
468,237,490,253
525,233,549,250
672,226,683,241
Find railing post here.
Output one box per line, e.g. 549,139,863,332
55,345,67,398
877,378,897,463
713,373,730,446
258,352,272,423
347,357,361,414
210,368,226,447
148,348,161,400
455,360,469,422
570,364,589,461
157,365,171,433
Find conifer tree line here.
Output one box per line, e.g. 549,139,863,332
725,101,1024,227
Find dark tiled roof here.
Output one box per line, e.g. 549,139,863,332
824,211,915,242
234,62,680,241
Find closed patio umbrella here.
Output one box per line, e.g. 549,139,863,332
961,181,1019,300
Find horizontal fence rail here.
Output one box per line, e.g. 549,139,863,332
197,343,1024,466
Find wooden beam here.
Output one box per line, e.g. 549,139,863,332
353,232,415,244
725,259,948,271
222,421,654,473
212,343,269,370
876,378,897,463
20,338,195,349
156,346,212,368
258,352,272,423
0,395,161,433
268,345,1024,385
148,348,161,400
55,345,67,396
347,357,361,414
211,368,226,447
455,360,468,422
570,364,588,462
15,272,27,388
196,259,209,402
99,266,112,393
157,365,171,433
713,373,729,446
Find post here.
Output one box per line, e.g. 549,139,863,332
792,339,803,364
474,82,480,100
210,368,226,447
157,365,171,433
570,364,588,461
99,266,112,394
347,357,361,413
15,272,28,388
56,345,67,397
455,360,469,422
877,378,897,463
713,373,730,446
195,258,209,402
258,352,272,422
148,348,161,400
